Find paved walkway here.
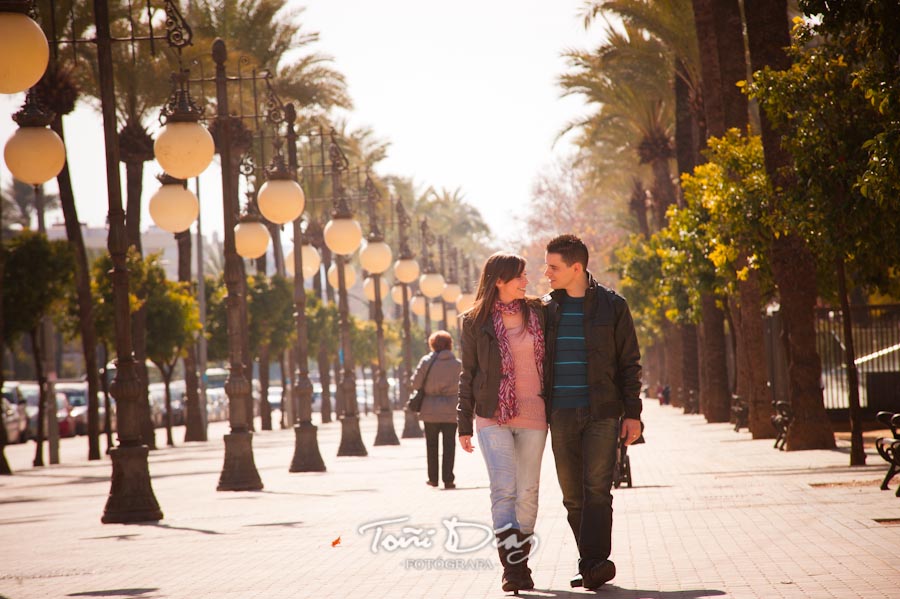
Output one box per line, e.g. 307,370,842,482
1,400,899,599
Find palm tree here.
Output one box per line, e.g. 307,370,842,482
31,0,106,459
743,0,834,449
186,0,351,116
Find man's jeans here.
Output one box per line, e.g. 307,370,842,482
424,422,457,485
550,408,618,568
477,425,548,534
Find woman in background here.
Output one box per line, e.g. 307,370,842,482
411,330,461,489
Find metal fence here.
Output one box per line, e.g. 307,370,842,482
815,305,900,411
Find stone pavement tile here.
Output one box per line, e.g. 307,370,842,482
2,401,900,598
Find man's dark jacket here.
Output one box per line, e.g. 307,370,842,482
542,272,643,421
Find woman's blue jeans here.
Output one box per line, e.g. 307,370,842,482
476,425,548,534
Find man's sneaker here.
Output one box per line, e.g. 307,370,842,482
582,559,616,590
569,572,583,588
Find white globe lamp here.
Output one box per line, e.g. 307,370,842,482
148,177,198,233
359,239,393,274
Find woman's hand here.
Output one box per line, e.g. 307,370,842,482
459,435,474,453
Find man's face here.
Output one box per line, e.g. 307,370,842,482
543,252,579,290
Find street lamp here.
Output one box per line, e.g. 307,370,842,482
418,217,444,338
360,174,399,446
327,261,357,288
279,103,326,473
285,243,322,280
257,153,305,226
393,198,423,438
234,213,270,259
0,2,49,95
148,174,199,234
210,38,264,491
3,90,65,185
456,256,476,313
154,67,214,181
323,130,366,457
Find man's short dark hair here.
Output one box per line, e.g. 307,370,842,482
546,234,589,269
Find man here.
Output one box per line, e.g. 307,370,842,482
541,234,642,590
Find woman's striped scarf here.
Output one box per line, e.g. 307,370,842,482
491,299,545,424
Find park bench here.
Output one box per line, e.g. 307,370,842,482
731,395,748,432
874,411,900,496
683,389,699,415
771,400,792,450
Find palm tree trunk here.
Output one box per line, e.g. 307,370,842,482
51,115,102,460
259,343,272,430
663,321,685,407
682,324,700,408
736,263,776,438
0,199,9,475
315,249,333,423
177,230,206,443
650,159,677,232
123,158,156,449
743,0,834,450
836,257,865,465
161,366,174,447
700,293,731,422
30,328,46,467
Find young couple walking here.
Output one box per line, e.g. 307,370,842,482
457,234,643,593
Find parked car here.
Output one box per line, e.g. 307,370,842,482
17,382,41,439
266,386,283,411
148,381,185,428
1,386,28,443
55,381,89,435
205,368,229,423
54,393,77,438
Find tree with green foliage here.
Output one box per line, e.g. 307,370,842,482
678,131,775,433
247,273,294,430
146,273,201,447
89,249,164,448
748,20,900,462
1,232,74,467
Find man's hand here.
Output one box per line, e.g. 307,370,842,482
459,435,474,453
620,418,642,446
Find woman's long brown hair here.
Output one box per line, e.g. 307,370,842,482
467,252,527,326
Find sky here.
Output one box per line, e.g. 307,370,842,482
0,0,605,248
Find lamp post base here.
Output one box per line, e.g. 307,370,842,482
217,432,264,491
290,421,326,472
101,445,163,523
374,410,400,446
402,409,424,438
337,415,368,456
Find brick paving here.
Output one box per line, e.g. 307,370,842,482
1,399,899,599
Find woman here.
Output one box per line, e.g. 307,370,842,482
457,252,547,593
410,330,461,489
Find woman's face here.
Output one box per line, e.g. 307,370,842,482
495,270,528,303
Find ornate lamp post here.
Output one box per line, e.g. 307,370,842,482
210,39,265,491
322,131,366,457
360,175,399,446
94,0,207,522
157,40,298,489
442,247,462,335
91,0,210,523
392,199,424,438
275,104,327,472
418,218,444,338
456,256,477,314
